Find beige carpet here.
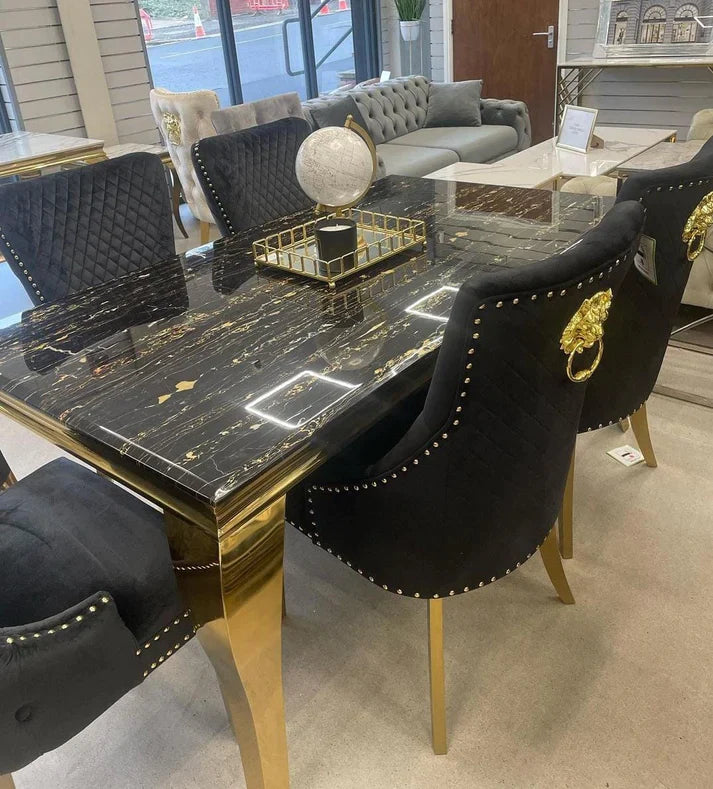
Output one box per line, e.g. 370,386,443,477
5,391,713,789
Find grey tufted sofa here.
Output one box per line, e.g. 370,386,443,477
302,76,531,178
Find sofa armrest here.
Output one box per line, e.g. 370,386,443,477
480,99,532,151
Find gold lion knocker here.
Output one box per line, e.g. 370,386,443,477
682,191,713,262
560,289,613,383
162,112,182,146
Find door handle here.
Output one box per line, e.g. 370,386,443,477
533,25,555,49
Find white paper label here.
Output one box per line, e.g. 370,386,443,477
607,445,645,467
634,234,657,284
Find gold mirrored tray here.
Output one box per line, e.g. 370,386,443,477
252,208,427,288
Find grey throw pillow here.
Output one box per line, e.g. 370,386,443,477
311,96,372,142
425,80,483,128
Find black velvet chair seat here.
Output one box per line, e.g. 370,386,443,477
0,459,195,775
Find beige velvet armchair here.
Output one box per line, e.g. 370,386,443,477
150,88,219,244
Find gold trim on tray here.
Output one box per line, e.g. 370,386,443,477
252,208,426,288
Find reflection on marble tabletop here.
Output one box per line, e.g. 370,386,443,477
0,176,611,506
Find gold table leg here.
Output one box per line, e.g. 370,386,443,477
170,171,189,239
558,447,575,560
540,528,575,605
200,221,211,245
630,402,658,468
166,497,289,789
0,774,15,789
427,599,447,756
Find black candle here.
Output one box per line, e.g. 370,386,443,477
315,217,358,277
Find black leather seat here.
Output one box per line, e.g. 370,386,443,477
558,136,713,558
286,201,645,753
191,116,313,235
0,152,175,307
0,459,195,781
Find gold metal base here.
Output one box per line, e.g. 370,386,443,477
0,774,15,789
200,221,211,245
558,448,575,560
427,599,447,756
630,402,658,468
166,498,289,789
540,527,575,604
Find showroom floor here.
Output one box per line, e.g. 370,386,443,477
6,388,713,789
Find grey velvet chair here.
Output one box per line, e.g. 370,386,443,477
0,458,196,786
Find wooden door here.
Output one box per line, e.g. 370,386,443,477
453,0,559,144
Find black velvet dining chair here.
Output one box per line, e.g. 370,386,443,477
191,116,313,235
558,136,713,558
0,152,175,307
286,201,645,754
0,458,197,787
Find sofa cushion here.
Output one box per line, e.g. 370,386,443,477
389,125,519,163
425,80,483,128
376,143,458,178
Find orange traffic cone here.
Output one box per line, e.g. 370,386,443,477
319,2,330,14
193,5,206,38
338,0,348,9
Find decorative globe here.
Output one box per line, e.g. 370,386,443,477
295,126,374,210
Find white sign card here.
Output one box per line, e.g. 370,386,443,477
607,445,645,467
557,105,599,153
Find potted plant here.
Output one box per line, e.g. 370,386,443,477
395,0,426,41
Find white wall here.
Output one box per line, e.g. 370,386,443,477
565,0,713,137
0,0,157,142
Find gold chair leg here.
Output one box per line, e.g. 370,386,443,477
200,221,211,245
630,402,658,468
170,172,189,239
619,418,630,433
427,599,447,755
558,447,575,560
0,774,15,789
540,528,575,605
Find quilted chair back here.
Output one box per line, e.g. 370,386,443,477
150,87,219,224
579,137,713,431
0,152,175,306
290,202,644,599
192,116,313,235
211,91,305,134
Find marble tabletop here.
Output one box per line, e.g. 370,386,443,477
0,176,611,508
615,139,705,176
426,127,676,189
0,131,105,168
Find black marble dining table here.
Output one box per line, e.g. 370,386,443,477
0,175,611,789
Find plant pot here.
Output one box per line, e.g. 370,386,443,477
400,20,421,41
